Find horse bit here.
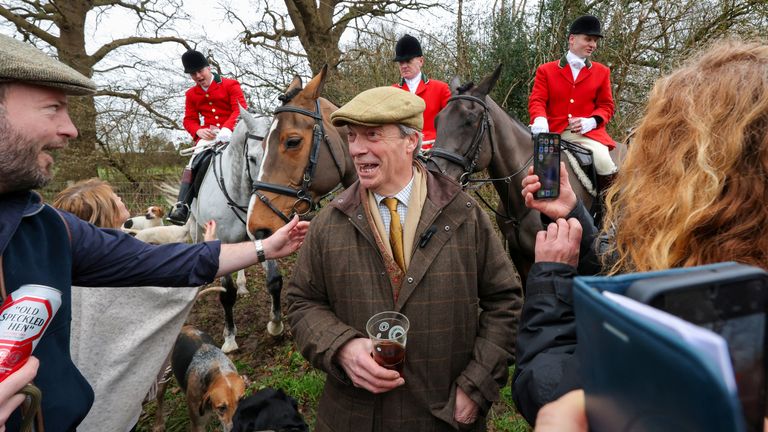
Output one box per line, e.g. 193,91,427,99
250,99,328,224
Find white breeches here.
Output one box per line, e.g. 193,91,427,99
561,131,617,175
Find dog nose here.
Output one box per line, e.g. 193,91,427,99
253,229,272,240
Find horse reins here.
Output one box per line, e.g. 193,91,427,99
211,132,264,225
427,93,534,243
428,94,494,186
251,99,342,224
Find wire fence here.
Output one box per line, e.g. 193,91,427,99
38,169,183,216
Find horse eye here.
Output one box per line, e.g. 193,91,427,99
285,137,302,149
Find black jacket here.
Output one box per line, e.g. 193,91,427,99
511,202,602,424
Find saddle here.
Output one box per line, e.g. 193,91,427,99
561,139,598,197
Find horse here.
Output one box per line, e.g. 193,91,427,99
190,107,284,353
246,65,357,238
429,65,625,282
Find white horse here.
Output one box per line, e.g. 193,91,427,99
190,107,283,353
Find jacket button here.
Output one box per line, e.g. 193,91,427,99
357,214,363,220
216,123,221,127
568,114,572,118
466,202,472,207
570,99,574,103
407,277,414,284
212,108,216,112
215,116,219,119
209,102,213,105
444,225,450,231
205,94,209,98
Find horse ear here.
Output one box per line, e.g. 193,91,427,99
239,105,257,131
449,76,461,92
475,64,502,96
303,64,328,100
287,75,303,92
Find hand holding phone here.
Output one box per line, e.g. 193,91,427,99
533,133,561,200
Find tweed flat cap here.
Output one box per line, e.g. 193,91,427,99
331,87,425,131
0,34,96,95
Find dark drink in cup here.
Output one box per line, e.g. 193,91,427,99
366,311,409,375
373,340,406,373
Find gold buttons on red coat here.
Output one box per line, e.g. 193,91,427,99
215,116,219,119
568,114,573,118
209,102,213,105
205,94,209,98
212,108,216,112
570,99,574,103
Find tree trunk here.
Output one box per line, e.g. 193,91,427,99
55,0,99,179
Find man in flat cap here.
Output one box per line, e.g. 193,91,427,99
392,34,451,151
0,34,307,430
529,15,618,196
167,49,248,225
286,86,522,431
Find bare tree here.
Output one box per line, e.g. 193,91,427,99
0,0,191,179
224,0,443,98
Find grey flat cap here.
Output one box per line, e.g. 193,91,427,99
0,34,96,95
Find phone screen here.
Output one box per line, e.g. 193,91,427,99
533,133,560,199
651,281,767,432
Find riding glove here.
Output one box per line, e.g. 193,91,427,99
530,117,549,134
215,127,233,143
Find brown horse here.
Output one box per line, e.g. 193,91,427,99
429,65,625,281
247,65,357,238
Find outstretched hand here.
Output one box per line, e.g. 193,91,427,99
263,215,309,260
535,218,582,267
336,338,404,394
521,162,578,220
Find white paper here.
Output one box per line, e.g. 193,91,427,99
602,291,737,392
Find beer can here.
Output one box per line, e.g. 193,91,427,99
0,284,62,382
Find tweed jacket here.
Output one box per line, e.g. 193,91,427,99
286,168,523,432
529,57,615,148
393,74,451,145
183,74,247,141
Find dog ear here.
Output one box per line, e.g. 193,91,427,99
199,392,211,417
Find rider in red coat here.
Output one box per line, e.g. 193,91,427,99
168,50,247,225
392,34,451,151
529,15,617,193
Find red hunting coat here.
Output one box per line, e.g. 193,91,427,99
393,75,451,146
529,57,615,148
183,75,247,142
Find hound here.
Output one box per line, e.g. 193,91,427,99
121,205,165,231
154,325,245,432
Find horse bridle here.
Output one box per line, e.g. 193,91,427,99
427,94,495,186
250,99,338,224
211,131,265,225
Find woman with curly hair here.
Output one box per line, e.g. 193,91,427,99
512,38,768,427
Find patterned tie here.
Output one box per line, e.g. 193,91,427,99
383,198,406,272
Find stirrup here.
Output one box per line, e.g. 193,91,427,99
166,203,190,226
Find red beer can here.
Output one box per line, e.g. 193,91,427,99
0,284,62,382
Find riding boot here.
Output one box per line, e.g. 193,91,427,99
593,172,617,228
167,168,195,226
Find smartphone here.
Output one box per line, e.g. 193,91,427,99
533,133,560,199
626,264,768,432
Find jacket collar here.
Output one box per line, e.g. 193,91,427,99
0,191,44,256
558,54,592,69
331,162,460,217
399,72,430,88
